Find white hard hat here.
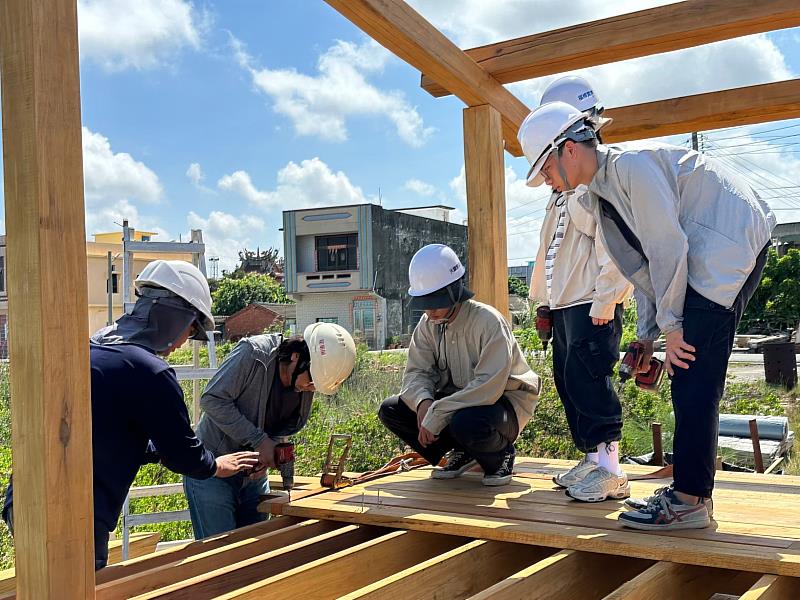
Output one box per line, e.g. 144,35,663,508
408,244,465,297
135,260,214,333
517,101,596,187
541,75,603,113
304,322,357,396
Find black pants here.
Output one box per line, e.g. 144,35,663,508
671,245,769,498
552,303,624,452
378,395,519,473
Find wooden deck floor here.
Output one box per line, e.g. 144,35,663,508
6,458,797,599
277,458,800,578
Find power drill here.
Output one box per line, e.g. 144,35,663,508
535,305,553,352
618,341,665,391
274,442,295,500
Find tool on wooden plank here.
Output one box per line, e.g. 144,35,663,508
274,442,295,501
618,341,664,392
320,434,353,489
535,305,553,352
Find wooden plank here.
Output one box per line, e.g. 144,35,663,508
94,516,301,586
421,0,800,96
217,529,467,600
96,520,345,599
323,0,529,156
281,499,800,577
0,0,94,598
341,540,554,600
740,574,800,599
602,79,800,143
468,550,652,600
600,562,760,600
129,525,384,599
463,104,510,318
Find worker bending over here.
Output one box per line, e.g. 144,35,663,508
518,101,775,530
3,260,260,568
185,322,356,538
379,244,540,486
527,76,633,503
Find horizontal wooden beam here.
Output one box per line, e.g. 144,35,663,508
602,79,800,143
324,0,529,156
421,0,800,97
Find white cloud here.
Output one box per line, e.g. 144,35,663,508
231,36,435,147
186,162,215,193
84,198,171,241
404,179,437,197
218,157,372,210
82,127,163,205
78,0,207,71
187,210,267,273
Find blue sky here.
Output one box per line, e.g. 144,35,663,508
2,1,800,270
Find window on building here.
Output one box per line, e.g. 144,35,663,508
316,234,358,271
0,256,5,293
107,270,119,294
141,235,151,242
316,317,339,324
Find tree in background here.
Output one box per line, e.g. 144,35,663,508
212,272,291,316
508,276,528,297
739,248,800,333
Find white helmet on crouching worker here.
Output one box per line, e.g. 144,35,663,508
304,322,357,396
517,100,598,191
408,244,474,324
540,75,611,134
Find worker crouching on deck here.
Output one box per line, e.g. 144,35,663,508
378,244,540,486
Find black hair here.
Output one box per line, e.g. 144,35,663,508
277,335,311,389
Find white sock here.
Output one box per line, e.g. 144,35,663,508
586,452,599,464
597,442,621,475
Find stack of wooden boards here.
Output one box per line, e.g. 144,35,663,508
3,458,799,599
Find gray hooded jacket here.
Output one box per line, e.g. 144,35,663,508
195,334,314,457
581,142,776,339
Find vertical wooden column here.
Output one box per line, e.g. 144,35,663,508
463,105,510,321
1,1,95,598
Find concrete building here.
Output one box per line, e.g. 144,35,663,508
283,204,468,349
774,221,800,256
508,262,535,287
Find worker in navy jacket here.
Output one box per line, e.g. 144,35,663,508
1,260,259,569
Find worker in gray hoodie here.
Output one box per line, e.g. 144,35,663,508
518,101,775,530
378,244,540,486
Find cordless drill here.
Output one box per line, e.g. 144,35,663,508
618,341,665,391
274,442,295,500
535,305,553,352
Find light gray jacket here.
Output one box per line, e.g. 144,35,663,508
580,142,776,339
195,334,314,457
399,300,540,436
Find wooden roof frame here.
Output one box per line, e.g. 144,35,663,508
1,0,798,597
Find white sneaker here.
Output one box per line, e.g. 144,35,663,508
566,467,630,502
553,456,598,488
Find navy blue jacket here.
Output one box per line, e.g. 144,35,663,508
2,343,216,562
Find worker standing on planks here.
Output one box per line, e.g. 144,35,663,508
184,322,356,539
527,76,633,503
378,244,540,486
2,260,261,569
518,101,775,530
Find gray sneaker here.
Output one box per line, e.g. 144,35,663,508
553,457,599,488
566,467,630,502
625,484,714,518
619,489,711,530
431,450,477,480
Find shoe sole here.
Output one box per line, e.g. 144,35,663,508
431,460,478,480
482,474,513,486
619,516,711,531
566,485,631,503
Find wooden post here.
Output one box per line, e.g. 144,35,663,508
651,422,664,467
749,418,765,474
0,1,95,598
463,105,510,320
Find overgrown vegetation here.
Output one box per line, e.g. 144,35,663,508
211,272,291,316
739,248,800,333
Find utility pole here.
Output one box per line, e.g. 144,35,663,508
692,131,699,151
107,251,114,325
